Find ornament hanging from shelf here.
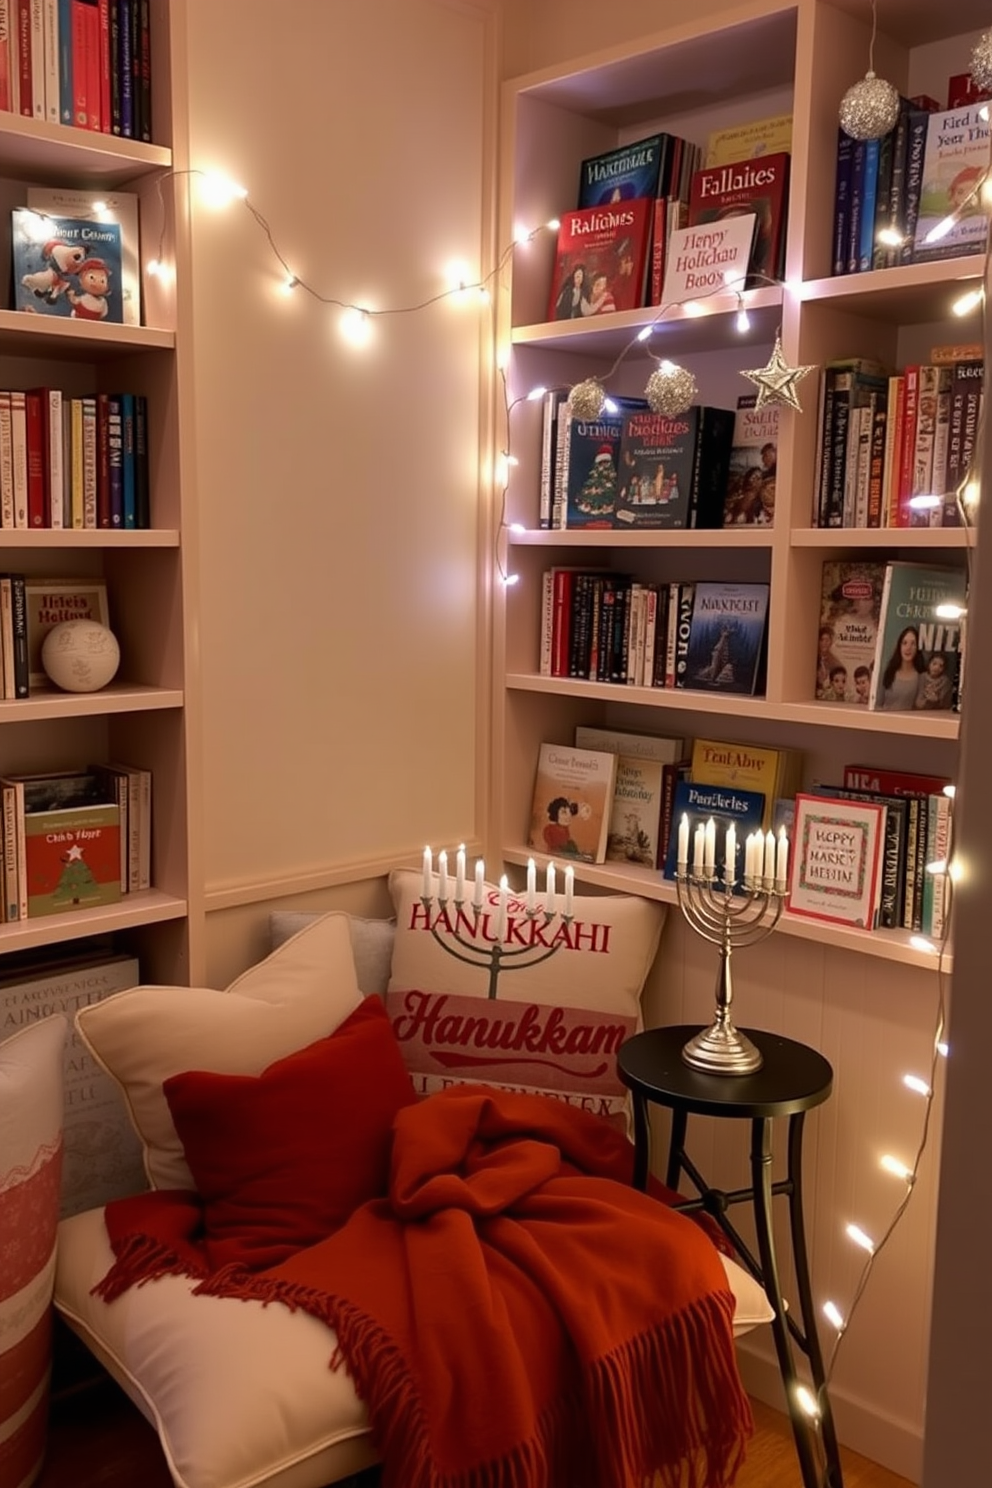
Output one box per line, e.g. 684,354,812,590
740,334,815,413
645,361,697,417
971,29,992,94
838,0,899,141
567,377,607,419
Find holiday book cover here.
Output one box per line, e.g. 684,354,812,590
912,105,990,262
689,737,802,831
678,581,770,696
11,208,125,323
723,394,779,525
528,742,618,864
787,793,885,928
604,755,665,868
24,801,122,918
816,560,886,705
577,134,666,206
686,151,790,285
547,199,653,320
26,187,141,326
557,397,647,529
868,561,966,713
661,779,766,885
613,407,698,528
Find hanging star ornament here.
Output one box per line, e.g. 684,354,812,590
741,335,815,413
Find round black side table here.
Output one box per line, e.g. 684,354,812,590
617,1025,842,1488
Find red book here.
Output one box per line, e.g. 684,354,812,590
98,0,111,131
546,198,653,322
843,765,953,798
16,0,31,116
0,1,11,110
23,390,46,528
71,0,99,128
687,151,790,287
946,74,991,110
895,364,919,527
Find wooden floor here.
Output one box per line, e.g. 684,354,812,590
37,1372,915,1488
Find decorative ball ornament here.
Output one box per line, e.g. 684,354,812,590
741,334,815,413
971,30,992,95
645,362,697,417
41,619,121,693
838,70,900,141
567,377,607,419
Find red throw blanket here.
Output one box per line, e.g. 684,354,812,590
98,1085,752,1488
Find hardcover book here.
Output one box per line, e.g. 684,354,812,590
689,737,802,831
527,742,618,865
604,754,666,867
661,778,766,884
912,105,990,262
547,198,653,320
577,133,666,206
815,560,886,705
868,562,967,712
704,113,793,167
26,185,141,325
787,793,886,929
687,151,790,285
24,799,122,917
11,206,125,322
574,725,686,764
723,394,779,525
677,581,770,696
556,396,647,529
23,575,109,691
613,404,735,530
843,764,953,798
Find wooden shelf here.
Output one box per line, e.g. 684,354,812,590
800,257,986,324
508,527,775,549
0,890,187,955
0,113,171,186
789,528,973,549
511,286,783,358
0,686,184,723
0,530,180,549
0,310,174,359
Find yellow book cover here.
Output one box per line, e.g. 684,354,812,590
704,113,793,167
690,737,802,829
528,742,618,864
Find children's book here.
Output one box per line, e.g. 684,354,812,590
912,105,990,262
11,207,125,323
574,725,686,764
604,755,665,867
676,581,770,696
555,396,647,529
547,199,653,320
868,561,967,713
704,114,793,167
723,394,779,525
787,793,886,929
815,560,886,705
527,742,618,865
26,186,141,325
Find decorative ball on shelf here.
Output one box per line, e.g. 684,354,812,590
41,619,121,694
567,377,607,420
971,30,992,94
645,361,697,417
838,71,900,141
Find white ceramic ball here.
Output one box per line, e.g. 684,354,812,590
41,619,121,693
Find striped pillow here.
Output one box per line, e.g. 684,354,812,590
0,1016,67,1488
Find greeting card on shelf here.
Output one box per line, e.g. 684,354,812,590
11,208,125,324
788,794,886,929
660,214,757,304
527,743,618,865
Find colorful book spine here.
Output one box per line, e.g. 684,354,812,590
120,391,136,528
832,129,853,276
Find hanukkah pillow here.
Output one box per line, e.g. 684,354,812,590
386,868,665,1123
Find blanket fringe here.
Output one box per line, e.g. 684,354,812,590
92,1232,208,1303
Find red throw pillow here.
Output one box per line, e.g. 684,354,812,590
162,995,417,1271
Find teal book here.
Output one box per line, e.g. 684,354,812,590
869,561,967,713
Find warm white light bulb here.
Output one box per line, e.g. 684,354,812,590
937,1041,949,1058
146,258,162,277
963,479,980,507
477,286,491,304
943,784,956,799
953,288,983,316
903,1073,931,1097
736,306,750,333
909,936,937,955
846,1223,875,1254
637,325,653,342
91,198,108,214
935,602,965,620
280,274,299,295
908,493,940,510
925,214,957,243
925,859,947,875
199,172,248,208
876,226,904,247
822,1300,844,1331
502,572,520,587
880,1154,914,1182
526,385,548,401
508,522,526,535
545,217,560,232
339,306,372,346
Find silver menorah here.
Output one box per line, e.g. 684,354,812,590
421,849,573,1001
675,835,787,1074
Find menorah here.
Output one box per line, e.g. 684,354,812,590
421,847,574,1000
675,816,789,1075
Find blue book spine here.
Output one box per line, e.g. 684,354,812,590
120,392,136,528
832,130,854,276
845,140,866,274
58,0,74,123
857,139,880,271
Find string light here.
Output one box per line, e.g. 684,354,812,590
953,288,984,316
880,1155,914,1183
903,1073,931,1097
846,1223,876,1254
822,1301,845,1332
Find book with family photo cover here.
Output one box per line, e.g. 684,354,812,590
11,208,125,324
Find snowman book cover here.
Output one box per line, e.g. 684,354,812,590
11,208,125,323
556,395,647,530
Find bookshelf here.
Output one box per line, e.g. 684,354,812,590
0,1,201,984
495,0,986,971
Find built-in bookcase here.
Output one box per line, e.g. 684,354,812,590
495,0,986,971
0,0,200,983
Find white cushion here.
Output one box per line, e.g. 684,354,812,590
75,913,362,1191
54,1203,770,1488
270,911,394,995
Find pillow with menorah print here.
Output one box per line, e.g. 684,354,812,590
386,869,665,1125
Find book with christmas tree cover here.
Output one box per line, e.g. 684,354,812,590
547,198,653,321
690,737,802,832
676,581,771,698
723,394,779,525
527,742,618,865
687,152,790,285
613,404,735,530
661,778,766,886
912,105,990,262
555,396,647,529
868,561,967,713
604,754,666,868
24,798,121,918
816,559,886,705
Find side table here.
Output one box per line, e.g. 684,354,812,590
617,1024,842,1488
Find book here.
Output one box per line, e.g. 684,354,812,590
547,198,653,320
676,581,770,697
912,105,990,262
723,394,779,525
816,560,886,705
604,754,666,867
527,742,618,865
0,949,145,1214
613,404,735,530
787,793,886,929
815,785,908,930
538,387,570,529
23,575,109,691
868,562,967,713
555,396,646,529
704,113,793,167
11,205,125,322
690,737,803,832
577,133,666,206
26,185,141,325
17,784,121,916
661,778,766,884
687,152,790,286
843,764,953,798
574,725,686,764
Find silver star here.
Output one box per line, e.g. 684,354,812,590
741,334,815,413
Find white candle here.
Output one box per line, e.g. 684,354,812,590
546,860,556,907
422,845,432,900
438,849,448,901
455,844,466,902
497,874,508,940
677,813,690,868
746,832,760,882
526,857,537,912
704,818,716,871
563,865,574,917
473,858,485,910
724,822,737,882
693,823,705,873
764,830,776,884
776,827,789,888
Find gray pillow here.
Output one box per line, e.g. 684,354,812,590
269,912,395,996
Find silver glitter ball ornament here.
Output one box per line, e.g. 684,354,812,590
839,71,900,141
645,363,697,417
971,30,992,94
567,377,606,419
